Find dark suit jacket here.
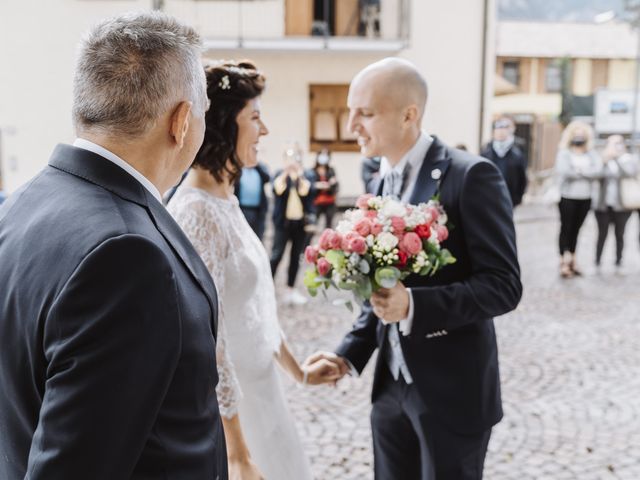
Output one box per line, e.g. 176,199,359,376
0,145,227,479
336,137,522,435
480,142,528,206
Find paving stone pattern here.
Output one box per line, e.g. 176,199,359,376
273,205,640,479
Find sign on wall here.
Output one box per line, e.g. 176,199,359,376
594,89,640,134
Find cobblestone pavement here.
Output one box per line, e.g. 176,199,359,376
273,204,640,480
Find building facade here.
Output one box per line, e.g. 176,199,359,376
0,0,495,198
492,20,637,171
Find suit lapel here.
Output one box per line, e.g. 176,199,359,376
49,144,219,335
408,137,452,205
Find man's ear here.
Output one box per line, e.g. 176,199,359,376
170,101,193,149
403,104,419,125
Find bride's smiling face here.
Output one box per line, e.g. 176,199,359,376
235,97,269,168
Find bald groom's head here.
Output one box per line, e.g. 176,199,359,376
347,58,428,164
353,58,428,120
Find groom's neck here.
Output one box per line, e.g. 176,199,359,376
386,129,421,166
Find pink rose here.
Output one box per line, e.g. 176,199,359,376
328,231,343,250
365,210,378,219
390,216,406,233
318,229,335,250
341,232,358,252
356,193,374,210
354,218,372,237
370,222,383,236
400,232,422,255
304,246,319,264
427,206,440,222
436,225,449,242
348,236,367,255
317,258,331,276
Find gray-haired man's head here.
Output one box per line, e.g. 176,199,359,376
72,11,207,138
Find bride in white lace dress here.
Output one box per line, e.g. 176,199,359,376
168,61,340,480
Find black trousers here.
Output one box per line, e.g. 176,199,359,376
558,197,592,255
594,208,632,265
315,203,337,230
270,220,306,287
371,365,491,480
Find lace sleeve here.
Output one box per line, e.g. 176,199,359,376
169,196,242,419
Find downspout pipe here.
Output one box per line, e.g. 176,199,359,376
478,0,490,151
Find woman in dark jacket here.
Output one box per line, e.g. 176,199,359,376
309,148,339,229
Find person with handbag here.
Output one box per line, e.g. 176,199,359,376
592,135,639,270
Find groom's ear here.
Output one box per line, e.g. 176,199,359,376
403,104,420,126
169,101,193,149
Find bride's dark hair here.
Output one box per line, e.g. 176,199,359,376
193,60,265,184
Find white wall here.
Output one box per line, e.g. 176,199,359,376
0,0,151,191
166,0,284,39
402,0,493,152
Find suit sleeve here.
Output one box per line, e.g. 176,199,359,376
335,302,379,374
28,235,182,480
409,160,522,337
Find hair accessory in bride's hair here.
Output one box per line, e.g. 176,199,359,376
218,75,231,90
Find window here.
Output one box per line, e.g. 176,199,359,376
502,61,520,87
545,60,562,93
309,84,359,152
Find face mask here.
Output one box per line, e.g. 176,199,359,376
571,137,587,147
317,154,330,165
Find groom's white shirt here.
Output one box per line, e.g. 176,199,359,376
73,138,163,203
379,131,434,336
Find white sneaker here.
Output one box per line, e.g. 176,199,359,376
286,289,308,306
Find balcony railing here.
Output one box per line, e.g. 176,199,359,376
163,0,410,52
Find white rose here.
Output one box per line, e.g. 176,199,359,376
346,208,365,223
376,232,399,251
381,199,406,218
335,219,353,235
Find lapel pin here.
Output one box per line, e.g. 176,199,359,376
431,168,442,180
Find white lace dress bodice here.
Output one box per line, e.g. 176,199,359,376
168,186,312,480
168,186,283,417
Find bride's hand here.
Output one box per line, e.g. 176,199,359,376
228,456,264,480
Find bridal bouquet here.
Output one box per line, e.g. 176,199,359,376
303,194,456,309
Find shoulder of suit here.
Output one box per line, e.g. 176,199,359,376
448,146,490,170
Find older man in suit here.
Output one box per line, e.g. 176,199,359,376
309,58,522,479
0,12,227,480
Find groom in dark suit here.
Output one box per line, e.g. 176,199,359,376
309,58,522,479
0,12,227,480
